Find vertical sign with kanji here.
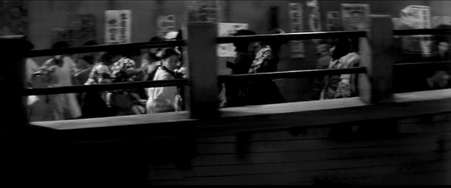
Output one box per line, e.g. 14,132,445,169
400,5,431,55
341,4,370,31
157,15,176,38
306,0,321,32
326,11,340,31
186,0,218,22
289,3,304,58
105,10,131,44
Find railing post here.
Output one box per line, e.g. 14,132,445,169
184,22,219,119
366,15,395,103
0,36,29,131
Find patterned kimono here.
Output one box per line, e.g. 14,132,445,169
321,52,360,99
246,45,285,105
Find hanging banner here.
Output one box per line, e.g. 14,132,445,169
326,11,340,31
399,5,431,55
289,3,304,58
186,0,218,22
105,10,131,44
341,3,370,31
157,15,176,38
217,23,248,57
306,0,322,32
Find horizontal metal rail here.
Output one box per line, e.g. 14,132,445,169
218,67,367,82
23,40,186,58
25,67,366,95
394,60,451,67
24,79,189,96
216,31,367,44
393,29,451,36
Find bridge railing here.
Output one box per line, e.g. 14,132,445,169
3,14,451,131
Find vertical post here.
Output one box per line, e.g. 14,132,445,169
0,35,29,131
367,15,395,103
184,22,219,119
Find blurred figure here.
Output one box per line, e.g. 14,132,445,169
425,70,450,90
74,41,99,85
315,43,332,69
309,42,332,100
141,36,165,81
431,40,450,61
24,39,55,121
222,29,256,107
40,41,81,120
109,49,146,115
321,38,360,100
245,29,286,105
146,48,183,113
80,51,115,118
85,51,114,85
411,67,450,92
172,30,188,110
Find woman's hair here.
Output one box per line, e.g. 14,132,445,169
149,36,164,43
97,51,115,64
232,29,256,52
264,28,286,55
121,48,141,58
82,41,98,64
331,38,351,60
161,48,179,60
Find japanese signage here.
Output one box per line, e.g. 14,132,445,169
157,15,176,38
306,0,322,32
217,23,248,57
326,11,340,31
289,3,304,58
399,5,431,55
105,10,131,44
341,4,370,31
186,0,218,22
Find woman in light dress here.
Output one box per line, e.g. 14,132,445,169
39,41,81,120
146,48,182,113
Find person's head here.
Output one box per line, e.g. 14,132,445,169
121,48,141,62
316,43,331,57
148,36,165,61
232,29,256,53
161,48,180,71
51,41,70,60
330,38,351,60
264,28,286,55
82,40,98,65
427,69,450,89
97,51,116,66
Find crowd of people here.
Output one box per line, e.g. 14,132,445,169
24,28,451,121
26,31,187,121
